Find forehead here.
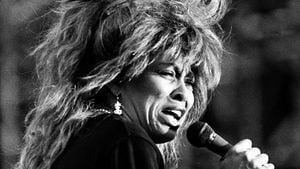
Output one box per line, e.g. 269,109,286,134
150,55,197,72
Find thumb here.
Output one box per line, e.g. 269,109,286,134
224,139,252,158
231,139,252,153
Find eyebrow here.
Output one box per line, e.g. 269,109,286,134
156,62,180,72
156,62,193,76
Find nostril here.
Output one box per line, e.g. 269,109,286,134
171,83,188,102
171,92,185,102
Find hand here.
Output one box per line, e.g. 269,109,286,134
220,139,275,169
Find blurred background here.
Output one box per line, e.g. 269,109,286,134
0,0,299,169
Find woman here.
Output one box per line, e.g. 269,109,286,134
16,0,274,169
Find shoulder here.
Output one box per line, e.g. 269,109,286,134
81,114,151,142
83,114,164,168
90,114,164,166
75,114,159,154
100,115,164,169
52,114,164,169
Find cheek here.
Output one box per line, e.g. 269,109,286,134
133,75,170,98
188,90,195,110
131,76,171,118
180,90,194,123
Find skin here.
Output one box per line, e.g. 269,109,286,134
117,57,195,143
112,58,275,169
221,139,275,169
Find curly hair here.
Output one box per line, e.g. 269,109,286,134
15,0,228,169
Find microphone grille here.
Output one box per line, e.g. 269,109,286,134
186,121,215,147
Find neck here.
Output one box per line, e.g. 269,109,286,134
119,94,146,128
94,86,116,111
94,87,138,123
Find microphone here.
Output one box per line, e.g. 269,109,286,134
186,121,232,157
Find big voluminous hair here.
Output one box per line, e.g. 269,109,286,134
15,0,228,169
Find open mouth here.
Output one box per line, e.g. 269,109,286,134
162,109,182,120
169,125,179,131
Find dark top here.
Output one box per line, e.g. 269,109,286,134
51,114,164,169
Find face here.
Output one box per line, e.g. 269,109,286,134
119,57,195,143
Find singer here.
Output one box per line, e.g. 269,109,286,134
15,0,274,169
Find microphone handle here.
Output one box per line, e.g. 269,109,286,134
207,132,232,157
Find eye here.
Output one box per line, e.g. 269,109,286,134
185,73,195,86
158,70,176,78
185,77,195,86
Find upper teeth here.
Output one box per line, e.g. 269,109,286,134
169,110,181,118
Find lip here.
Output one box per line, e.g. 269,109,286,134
159,113,181,128
162,107,186,120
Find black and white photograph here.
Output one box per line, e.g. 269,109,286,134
0,0,299,169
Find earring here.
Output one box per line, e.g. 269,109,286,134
114,95,122,115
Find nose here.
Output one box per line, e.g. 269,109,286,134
170,81,189,103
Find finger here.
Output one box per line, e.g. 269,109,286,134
244,147,261,161
231,139,252,153
247,153,269,168
262,163,275,169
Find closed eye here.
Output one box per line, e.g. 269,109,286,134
158,70,175,77
185,77,195,86
185,72,195,86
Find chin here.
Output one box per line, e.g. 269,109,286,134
151,127,178,143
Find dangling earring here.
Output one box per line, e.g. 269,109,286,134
114,95,122,115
